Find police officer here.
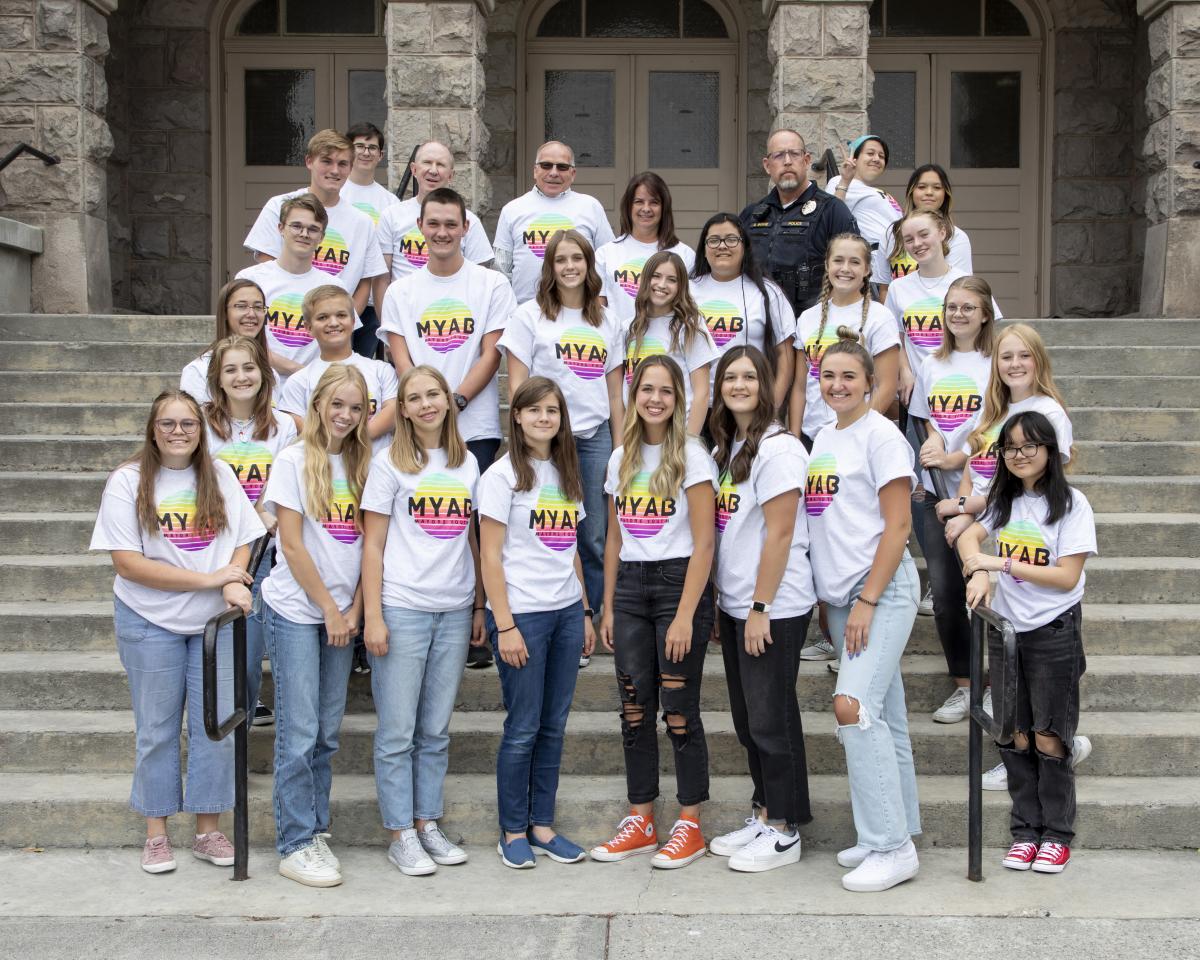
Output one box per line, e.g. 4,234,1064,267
739,130,858,315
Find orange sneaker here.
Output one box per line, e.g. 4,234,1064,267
590,812,657,861
651,818,706,869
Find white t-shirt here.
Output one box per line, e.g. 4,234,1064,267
596,235,695,326
823,176,903,251
360,447,479,613
206,411,298,505
277,353,400,455
89,462,265,635
690,274,796,398
234,261,344,373
260,445,363,624
962,396,1074,497
806,410,916,607
477,454,585,614
979,489,1097,633
338,178,399,227
604,439,718,562
795,298,901,438
714,431,816,619
377,195,495,281
493,188,615,303
242,188,387,291
621,316,720,420
379,261,516,442
909,349,993,494
497,301,623,439
872,225,973,285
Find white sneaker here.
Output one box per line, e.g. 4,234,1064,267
279,843,342,887
388,829,437,876
579,654,591,669
918,586,934,617
418,822,468,865
827,661,840,674
837,843,871,868
841,838,919,892
800,637,836,661
708,816,764,857
729,824,802,873
932,686,970,724
1071,735,1092,769
313,832,339,870
981,761,1008,791
982,687,993,719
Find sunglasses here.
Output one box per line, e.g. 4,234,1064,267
536,161,573,172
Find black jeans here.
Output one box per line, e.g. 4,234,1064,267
990,603,1086,845
466,437,501,474
352,304,381,359
718,609,813,826
922,492,971,678
612,558,714,806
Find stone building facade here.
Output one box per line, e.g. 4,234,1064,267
1,0,1197,318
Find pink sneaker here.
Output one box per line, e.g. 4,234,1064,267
141,835,177,874
192,831,236,866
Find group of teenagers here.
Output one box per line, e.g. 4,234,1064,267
89,123,1097,895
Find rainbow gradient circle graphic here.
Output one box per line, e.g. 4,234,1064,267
559,326,608,381
525,214,574,259
618,471,671,539
624,336,667,385
805,453,838,518
902,297,944,351
351,201,381,225
419,298,474,354
804,328,840,379
928,374,982,433
313,227,349,277
715,472,739,533
410,472,472,540
216,442,273,504
157,489,216,552
533,484,579,552
996,519,1046,584
890,249,918,280
267,292,311,349
321,480,360,544
699,300,743,348
401,227,429,268
970,424,1002,483
616,257,647,298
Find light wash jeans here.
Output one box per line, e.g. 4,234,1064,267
825,554,922,852
263,601,355,857
369,604,473,830
114,596,234,817
574,425,612,612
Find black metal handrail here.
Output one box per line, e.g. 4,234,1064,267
810,147,839,187
202,535,268,881
394,143,420,200
0,142,60,173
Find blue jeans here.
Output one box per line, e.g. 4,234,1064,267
114,597,234,817
263,601,355,857
574,425,612,611
370,604,472,829
487,603,584,832
826,554,922,852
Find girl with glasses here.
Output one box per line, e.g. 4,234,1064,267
181,279,275,404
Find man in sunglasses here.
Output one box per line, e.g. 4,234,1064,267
739,129,858,315
493,140,615,303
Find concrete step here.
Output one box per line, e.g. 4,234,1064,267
1072,441,1200,475
1068,409,1200,442
2,710,1193,780
0,314,212,342
0,513,97,555
1026,318,1200,346
0,436,139,471
0,371,181,403
1044,346,1200,376
1058,376,1200,409
3,771,1197,851
2,651,1196,715
0,342,205,372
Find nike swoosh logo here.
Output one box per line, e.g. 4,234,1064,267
774,837,800,853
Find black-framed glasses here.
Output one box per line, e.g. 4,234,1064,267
155,419,201,436
1001,442,1042,460
536,161,573,172
353,143,381,155
705,235,742,249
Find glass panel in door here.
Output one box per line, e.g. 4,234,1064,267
865,53,931,237
334,54,389,185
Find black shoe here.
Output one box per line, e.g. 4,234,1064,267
353,645,371,675
466,644,494,669
252,700,274,726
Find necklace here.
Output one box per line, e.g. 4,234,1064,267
232,417,253,443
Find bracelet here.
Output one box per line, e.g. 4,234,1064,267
473,606,484,612
856,595,879,607
498,624,518,634
1003,557,1013,575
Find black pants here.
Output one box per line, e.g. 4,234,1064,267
922,492,971,678
466,437,501,474
352,304,381,359
991,603,1086,845
612,558,714,807
718,609,813,826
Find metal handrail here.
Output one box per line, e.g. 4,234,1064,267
810,147,839,187
0,142,60,173
394,143,420,200
202,535,268,881
910,415,951,502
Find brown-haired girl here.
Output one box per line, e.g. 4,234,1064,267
181,279,273,403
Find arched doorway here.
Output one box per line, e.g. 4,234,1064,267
867,0,1048,317
520,0,743,244
213,0,388,290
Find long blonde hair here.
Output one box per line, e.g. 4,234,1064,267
627,251,706,358
300,364,371,527
933,275,997,361
814,233,873,351
390,365,468,474
617,355,689,499
204,335,279,442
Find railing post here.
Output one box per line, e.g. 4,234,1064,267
968,613,984,882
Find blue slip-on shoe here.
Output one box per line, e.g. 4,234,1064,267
497,835,536,869
528,832,586,863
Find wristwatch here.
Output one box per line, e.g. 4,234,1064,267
957,496,967,514
453,393,468,411
751,600,771,614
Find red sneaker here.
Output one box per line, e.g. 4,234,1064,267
1031,840,1071,873
590,812,657,861
1001,840,1038,871
651,818,706,870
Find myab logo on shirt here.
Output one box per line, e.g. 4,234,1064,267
715,472,740,533
523,214,574,259
890,249,918,280
803,327,841,380
400,227,429,269
902,297,944,352
805,453,840,517
624,336,667,384
266,292,311,349
927,374,983,433
970,423,1002,483
321,480,360,544
529,485,580,551
556,327,608,380
157,489,215,552
614,471,676,539
417,298,475,353
408,473,472,540
216,442,274,504
699,300,744,348
312,228,350,277
614,257,647,298
996,519,1049,584
351,201,381,225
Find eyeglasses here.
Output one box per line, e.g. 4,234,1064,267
946,304,980,316
353,143,381,155
154,419,201,436
1000,442,1042,460
766,149,808,163
705,235,742,249
285,222,323,238
536,161,573,172
229,300,265,314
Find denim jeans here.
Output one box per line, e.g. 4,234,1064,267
612,558,714,807
263,601,355,857
466,437,501,475
574,425,612,611
370,604,472,830
114,596,234,817
922,492,971,679
826,554,922,852
246,544,272,711
352,304,381,359
718,609,813,826
487,603,584,832
993,603,1086,845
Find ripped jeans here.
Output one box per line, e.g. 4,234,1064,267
825,554,922,852
612,558,714,807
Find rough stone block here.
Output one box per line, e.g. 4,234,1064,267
0,105,36,125
388,57,478,109
768,5,821,60
1177,59,1200,109
0,157,79,209
748,95,772,134
29,210,112,311
86,59,106,113
0,54,81,105
1053,263,1132,317
138,0,209,30
1145,61,1171,123
130,171,208,214
386,109,434,160
37,104,79,158
1052,179,1130,220
83,110,112,164
2,0,34,13
434,110,486,158
167,30,207,87
1054,0,1132,30
481,88,515,132
1144,169,1169,223
1055,90,1128,135
775,58,865,113
130,260,210,314
168,130,208,173
1056,135,1095,177
430,3,478,54
83,158,105,213
1093,137,1133,178
129,90,207,131
387,5,429,52
1173,111,1200,163
1093,219,1132,263
822,111,867,154
36,0,78,50
1055,32,1098,91
1177,6,1200,58
0,16,34,49
483,128,514,175
1053,221,1093,264
822,5,866,58
127,46,164,88
767,113,821,153
1141,117,1170,170
1098,45,1132,90
1147,6,1172,66
1171,164,1200,216
132,216,169,259
82,5,108,58
129,28,165,46
171,215,209,259
484,34,515,89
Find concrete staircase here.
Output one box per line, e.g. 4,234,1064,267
1,314,1198,852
